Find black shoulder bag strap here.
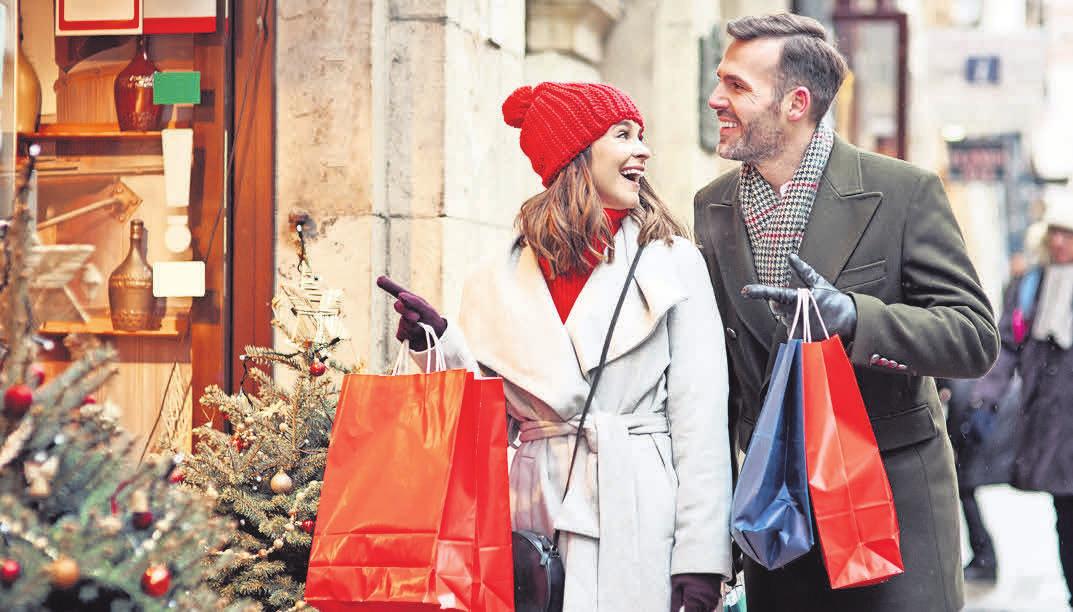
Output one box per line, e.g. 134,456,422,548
553,241,647,548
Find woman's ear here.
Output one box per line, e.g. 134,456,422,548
786,86,812,122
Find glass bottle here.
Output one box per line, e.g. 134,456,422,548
109,219,163,330
113,36,162,131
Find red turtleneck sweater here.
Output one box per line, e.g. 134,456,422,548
537,208,631,323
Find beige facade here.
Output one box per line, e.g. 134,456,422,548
276,0,789,368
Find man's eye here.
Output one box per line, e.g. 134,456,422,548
617,131,628,138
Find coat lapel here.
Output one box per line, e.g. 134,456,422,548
702,173,779,346
465,240,592,418
565,217,688,377
764,137,882,366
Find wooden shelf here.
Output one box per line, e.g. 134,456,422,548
39,314,189,338
19,123,191,141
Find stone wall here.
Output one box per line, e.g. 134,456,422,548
275,0,788,369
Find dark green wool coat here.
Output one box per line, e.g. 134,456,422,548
694,136,999,612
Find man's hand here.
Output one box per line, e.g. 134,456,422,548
741,253,858,342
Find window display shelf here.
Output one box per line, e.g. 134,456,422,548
19,123,190,141
39,314,189,338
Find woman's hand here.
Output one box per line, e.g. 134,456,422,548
670,573,723,612
376,276,448,350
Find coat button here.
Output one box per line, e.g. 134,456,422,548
725,327,738,340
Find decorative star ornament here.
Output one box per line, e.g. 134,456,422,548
276,269,348,345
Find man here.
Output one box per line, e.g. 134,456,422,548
692,13,999,611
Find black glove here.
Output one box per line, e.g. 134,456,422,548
376,276,448,351
742,254,858,343
670,573,723,612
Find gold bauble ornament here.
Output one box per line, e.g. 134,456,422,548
48,556,80,589
270,470,293,494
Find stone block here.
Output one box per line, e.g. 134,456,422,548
443,23,534,227
527,0,624,64
277,0,376,216
384,19,448,218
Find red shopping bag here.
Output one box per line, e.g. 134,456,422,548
304,366,514,611
801,335,904,589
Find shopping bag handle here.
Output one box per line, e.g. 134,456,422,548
787,288,830,342
554,241,647,548
391,322,447,374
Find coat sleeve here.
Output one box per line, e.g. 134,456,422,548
847,172,1000,378
971,277,1023,406
666,244,733,577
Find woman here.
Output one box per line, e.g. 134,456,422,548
378,82,732,612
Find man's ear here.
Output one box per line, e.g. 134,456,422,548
786,86,812,122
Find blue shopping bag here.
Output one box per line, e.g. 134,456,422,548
730,339,814,570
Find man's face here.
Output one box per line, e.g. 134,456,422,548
708,38,788,164
1047,226,1073,265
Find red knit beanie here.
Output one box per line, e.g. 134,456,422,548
502,82,645,187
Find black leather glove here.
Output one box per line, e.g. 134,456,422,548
376,276,448,351
742,253,858,343
670,573,723,612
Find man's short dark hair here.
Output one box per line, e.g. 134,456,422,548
726,13,848,123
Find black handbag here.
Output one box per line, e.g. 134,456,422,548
512,243,647,612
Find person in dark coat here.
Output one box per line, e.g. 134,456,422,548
941,374,1021,582
973,194,1073,606
693,13,999,612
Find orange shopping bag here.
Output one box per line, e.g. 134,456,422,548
795,290,904,589
304,339,514,611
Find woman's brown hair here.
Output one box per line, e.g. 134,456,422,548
516,149,689,277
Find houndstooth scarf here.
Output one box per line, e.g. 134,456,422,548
739,126,834,287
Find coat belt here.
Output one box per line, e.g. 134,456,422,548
517,412,669,611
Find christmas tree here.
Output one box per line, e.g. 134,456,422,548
0,151,252,611
180,225,359,610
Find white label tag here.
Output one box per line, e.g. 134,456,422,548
152,261,205,297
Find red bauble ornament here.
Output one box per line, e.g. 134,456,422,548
140,563,171,597
309,361,327,377
1,559,21,585
232,435,249,452
82,395,98,405
132,511,155,530
167,468,185,484
29,364,46,386
3,385,33,418
300,519,315,534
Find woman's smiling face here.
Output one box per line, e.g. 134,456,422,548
589,120,651,210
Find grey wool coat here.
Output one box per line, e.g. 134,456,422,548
693,135,999,612
421,216,734,611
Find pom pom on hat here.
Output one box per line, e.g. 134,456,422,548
502,86,534,128
502,82,644,187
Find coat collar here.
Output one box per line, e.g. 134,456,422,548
702,135,881,350
565,216,688,375
466,216,688,419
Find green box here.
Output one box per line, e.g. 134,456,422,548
153,71,202,105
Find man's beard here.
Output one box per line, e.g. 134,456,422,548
718,105,786,164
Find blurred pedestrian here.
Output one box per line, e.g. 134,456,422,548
973,190,1073,607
